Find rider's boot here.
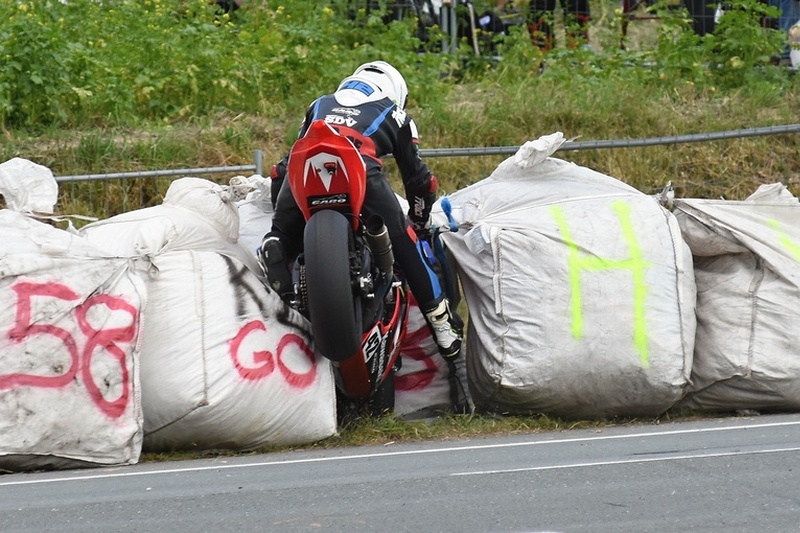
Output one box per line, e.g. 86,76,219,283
423,297,463,361
259,235,293,302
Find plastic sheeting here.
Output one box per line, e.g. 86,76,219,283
79,177,262,277
433,134,696,419
674,184,800,412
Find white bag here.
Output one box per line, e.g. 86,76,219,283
674,184,800,412
0,157,59,214
135,251,336,451
81,177,337,450
0,209,145,470
79,177,262,277
432,134,696,419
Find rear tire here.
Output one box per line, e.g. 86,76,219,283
304,210,361,362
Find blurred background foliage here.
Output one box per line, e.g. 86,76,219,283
1,0,798,218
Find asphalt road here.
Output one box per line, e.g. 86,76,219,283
2,413,799,533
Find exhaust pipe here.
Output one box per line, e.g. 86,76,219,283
365,214,394,276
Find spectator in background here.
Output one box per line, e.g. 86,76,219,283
525,0,591,50
768,0,800,63
215,0,243,13
686,0,716,36
460,0,510,55
687,0,799,64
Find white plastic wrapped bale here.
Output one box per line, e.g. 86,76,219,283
78,177,262,277
0,158,59,214
395,294,470,418
233,174,274,258
132,250,336,451
673,183,800,412
430,133,696,419
80,177,336,450
0,159,145,471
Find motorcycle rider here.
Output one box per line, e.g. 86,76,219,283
260,60,462,361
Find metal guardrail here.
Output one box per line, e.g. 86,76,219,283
55,150,264,184
54,125,800,183
419,124,800,157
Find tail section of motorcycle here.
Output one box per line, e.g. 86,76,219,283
283,120,409,414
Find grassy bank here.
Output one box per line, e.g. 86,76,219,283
2,0,799,219
6,82,798,220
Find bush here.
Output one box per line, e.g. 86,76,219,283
2,0,795,131
0,0,455,130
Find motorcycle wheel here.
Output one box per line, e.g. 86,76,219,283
304,209,361,362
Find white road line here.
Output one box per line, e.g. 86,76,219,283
451,446,800,476
2,418,799,487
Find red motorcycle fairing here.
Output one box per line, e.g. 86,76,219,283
286,119,409,403
337,283,409,399
365,284,409,383
286,120,367,228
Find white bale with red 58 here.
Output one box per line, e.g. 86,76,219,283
0,158,145,470
0,162,337,471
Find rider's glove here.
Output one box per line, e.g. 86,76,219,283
408,176,438,237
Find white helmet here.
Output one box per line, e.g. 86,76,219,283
334,61,409,110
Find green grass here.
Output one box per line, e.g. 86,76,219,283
141,413,576,460
138,407,725,461
6,80,799,221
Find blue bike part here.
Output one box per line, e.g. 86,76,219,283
440,197,458,233
415,238,442,298
418,238,436,264
431,231,457,303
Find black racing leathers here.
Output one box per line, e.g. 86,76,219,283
268,94,443,308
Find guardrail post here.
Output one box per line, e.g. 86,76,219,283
254,149,263,176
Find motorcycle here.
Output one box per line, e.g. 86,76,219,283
279,119,410,413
